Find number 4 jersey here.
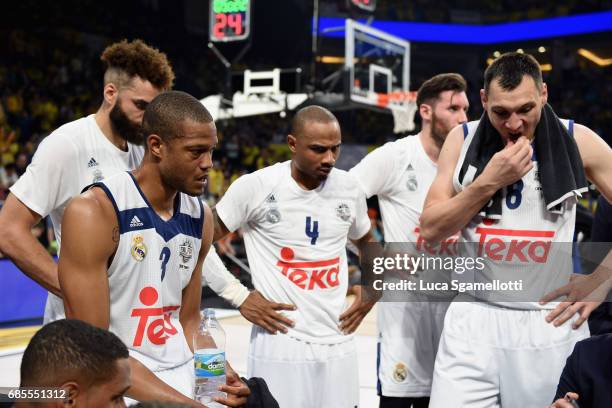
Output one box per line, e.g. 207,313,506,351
95,171,204,371
215,161,370,343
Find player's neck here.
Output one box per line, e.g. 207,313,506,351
95,107,129,152
132,162,177,221
419,130,442,163
290,161,321,190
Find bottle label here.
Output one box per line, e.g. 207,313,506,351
194,351,226,377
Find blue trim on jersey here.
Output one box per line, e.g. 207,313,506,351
117,207,203,242
462,122,468,139
569,119,574,137
127,172,182,221
92,183,122,224
531,141,537,161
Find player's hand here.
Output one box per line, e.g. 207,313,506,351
239,290,296,334
214,362,250,407
339,285,376,334
540,272,611,329
481,136,533,189
550,392,579,407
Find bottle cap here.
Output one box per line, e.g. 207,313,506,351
203,308,216,318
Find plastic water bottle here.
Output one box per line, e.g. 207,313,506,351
194,309,226,406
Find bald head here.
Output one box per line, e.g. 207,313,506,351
291,105,339,139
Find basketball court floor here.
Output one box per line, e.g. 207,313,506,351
0,302,380,406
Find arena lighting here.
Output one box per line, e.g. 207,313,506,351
538,46,546,53
486,58,552,71
517,48,524,53
493,51,500,57
577,48,612,66
316,11,612,44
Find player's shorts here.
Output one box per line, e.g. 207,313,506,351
377,297,450,397
429,300,589,408
247,325,359,408
124,358,194,405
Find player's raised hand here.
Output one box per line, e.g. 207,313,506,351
339,285,376,334
214,362,250,407
480,136,533,189
239,290,296,334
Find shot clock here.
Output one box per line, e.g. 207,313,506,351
209,0,251,42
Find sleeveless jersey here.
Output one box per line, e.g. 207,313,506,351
453,119,577,309
96,171,204,370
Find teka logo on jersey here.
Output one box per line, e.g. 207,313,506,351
276,247,340,290
131,286,180,347
414,227,459,256
475,219,555,263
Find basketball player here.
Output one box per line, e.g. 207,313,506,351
421,52,612,407
58,91,249,405
16,319,130,408
0,38,288,334
212,105,376,408
0,39,172,322
350,73,469,408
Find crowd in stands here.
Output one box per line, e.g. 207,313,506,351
1,8,611,256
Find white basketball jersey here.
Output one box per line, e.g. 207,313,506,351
350,134,459,295
10,114,144,323
215,161,370,344
96,172,203,370
453,120,577,309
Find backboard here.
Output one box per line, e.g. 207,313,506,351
345,19,412,112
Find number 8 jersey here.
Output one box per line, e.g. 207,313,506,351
95,171,204,371
215,161,370,344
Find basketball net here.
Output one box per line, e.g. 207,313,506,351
375,91,418,134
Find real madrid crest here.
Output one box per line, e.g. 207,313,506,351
393,362,408,383
179,240,193,263
92,169,104,183
131,235,147,261
336,203,351,221
265,208,281,224
405,163,418,191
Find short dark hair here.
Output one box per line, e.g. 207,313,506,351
142,91,214,143
290,105,339,138
20,319,128,387
484,52,542,94
101,39,175,91
416,73,467,108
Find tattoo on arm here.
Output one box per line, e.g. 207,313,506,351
112,226,119,243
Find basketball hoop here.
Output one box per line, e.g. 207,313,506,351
376,91,417,134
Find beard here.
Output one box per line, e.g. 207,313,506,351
430,114,451,148
109,101,144,146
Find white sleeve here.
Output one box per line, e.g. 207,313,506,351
349,143,397,198
349,189,371,240
215,173,261,232
201,245,250,307
9,134,77,217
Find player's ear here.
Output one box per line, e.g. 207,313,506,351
103,83,119,107
480,88,487,109
147,134,163,159
540,82,548,104
287,134,297,154
59,382,78,407
419,104,432,121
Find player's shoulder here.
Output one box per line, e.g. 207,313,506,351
66,185,116,222
242,161,288,186
328,168,365,196
36,115,94,156
49,114,96,141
